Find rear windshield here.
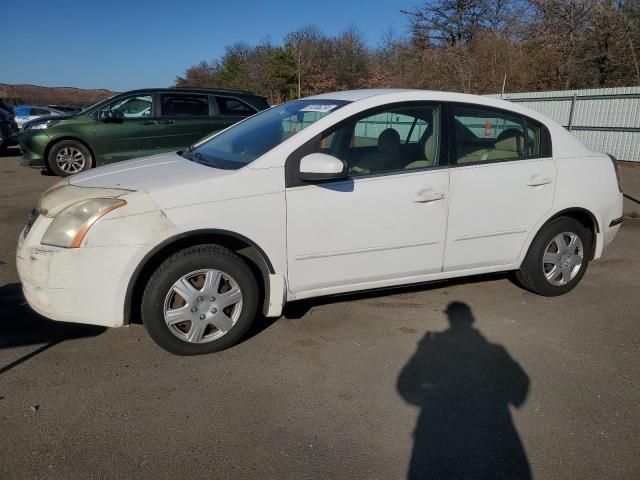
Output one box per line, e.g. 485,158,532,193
183,99,349,169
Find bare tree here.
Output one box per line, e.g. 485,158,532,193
402,0,490,46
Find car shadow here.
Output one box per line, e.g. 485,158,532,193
282,272,512,319
0,283,106,374
0,145,21,157
397,301,532,479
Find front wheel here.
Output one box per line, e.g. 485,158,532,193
515,217,592,296
141,245,259,355
48,140,92,177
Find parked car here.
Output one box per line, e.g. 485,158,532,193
17,89,623,355
0,98,14,114
0,106,19,152
47,104,83,114
14,105,65,128
18,88,269,177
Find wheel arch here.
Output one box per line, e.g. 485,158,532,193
44,136,96,169
522,207,600,266
123,229,275,325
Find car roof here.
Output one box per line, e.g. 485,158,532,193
305,89,420,102
16,105,58,109
304,89,564,126
121,87,266,99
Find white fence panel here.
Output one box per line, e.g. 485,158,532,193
488,87,640,162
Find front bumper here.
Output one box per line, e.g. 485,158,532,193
18,129,50,167
0,123,19,147
16,215,142,328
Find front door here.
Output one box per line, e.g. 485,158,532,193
444,105,556,271
94,93,159,163
286,103,449,295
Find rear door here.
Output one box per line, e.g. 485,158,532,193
444,105,556,271
94,93,160,163
157,92,226,150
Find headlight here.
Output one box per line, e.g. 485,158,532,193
41,198,127,248
29,120,59,130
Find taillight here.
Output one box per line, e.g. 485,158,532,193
607,154,623,193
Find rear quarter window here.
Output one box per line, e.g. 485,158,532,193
216,96,256,116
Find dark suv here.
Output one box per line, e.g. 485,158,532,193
18,88,269,176
0,99,19,153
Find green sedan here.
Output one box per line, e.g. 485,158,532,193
18,88,269,177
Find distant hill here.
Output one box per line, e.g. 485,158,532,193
0,83,118,108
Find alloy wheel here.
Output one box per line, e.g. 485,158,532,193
55,146,86,174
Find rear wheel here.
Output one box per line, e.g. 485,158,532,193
48,140,92,177
515,217,591,296
141,245,259,355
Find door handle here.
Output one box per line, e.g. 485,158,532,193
161,120,175,125
526,175,552,187
140,119,157,125
412,190,446,203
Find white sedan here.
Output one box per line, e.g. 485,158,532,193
17,89,623,355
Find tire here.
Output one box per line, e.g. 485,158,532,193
141,244,259,355
47,140,92,177
515,217,592,296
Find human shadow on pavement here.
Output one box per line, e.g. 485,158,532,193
397,301,531,480
0,283,105,374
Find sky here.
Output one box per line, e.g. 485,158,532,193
1,0,417,92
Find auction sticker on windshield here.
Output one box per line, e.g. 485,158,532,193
299,104,339,113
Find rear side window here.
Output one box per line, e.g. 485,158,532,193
31,108,51,116
525,120,544,157
453,107,525,164
160,94,209,117
452,106,551,164
216,96,256,116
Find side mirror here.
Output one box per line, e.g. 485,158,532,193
98,110,123,124
299,153,346,182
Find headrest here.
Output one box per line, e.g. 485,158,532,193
378,128,401,154
495,129,523,152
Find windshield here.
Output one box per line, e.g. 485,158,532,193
184,99,349,169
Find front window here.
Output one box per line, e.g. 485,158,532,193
101,95,152,119
186,99,349,169
300,104,441,176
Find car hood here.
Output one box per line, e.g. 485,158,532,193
68,152,234,191
23,113,72,128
